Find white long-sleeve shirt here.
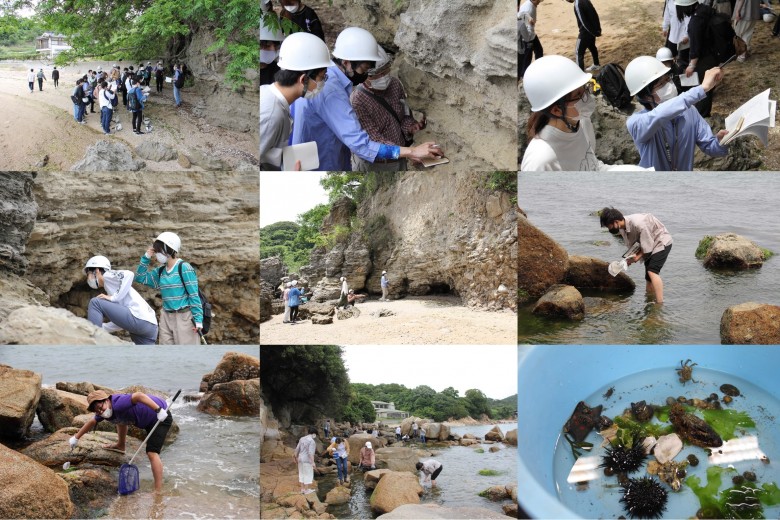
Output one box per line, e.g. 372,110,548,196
101,269,157,331
341,280,348,295
662,0,690,45
517,0,538,43
98,87,116,109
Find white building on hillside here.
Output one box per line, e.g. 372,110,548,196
371,401,409,420
36,33,72,59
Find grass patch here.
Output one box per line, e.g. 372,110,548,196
478,469,502,476
695,236,714,259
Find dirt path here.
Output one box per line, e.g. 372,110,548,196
534,0,780,170
0,60,259,170
260,295,516,345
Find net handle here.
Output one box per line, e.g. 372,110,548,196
127,389,181,465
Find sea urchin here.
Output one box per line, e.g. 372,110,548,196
600,441,647,474
620,477,669,519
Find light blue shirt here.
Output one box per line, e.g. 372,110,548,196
626,86,728,171
288,287,302,307
291,66,381,170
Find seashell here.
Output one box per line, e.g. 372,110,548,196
654,433,683,464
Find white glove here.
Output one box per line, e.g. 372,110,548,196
156,407,168,422
195,323,203,330
69,436,78,449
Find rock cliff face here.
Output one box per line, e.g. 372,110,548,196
0,172,259,344
303,173,517,311
336,0,516,171
0,173,37,275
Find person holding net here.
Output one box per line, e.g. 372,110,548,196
69,390,174,493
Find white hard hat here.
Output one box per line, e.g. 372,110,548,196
260,22,284,42
340,277,345,281
292,280,298,286
278,32,333,71
625,56,670,97
523,55,591,111
673,0,698,5
764,12,777,22
366,441,372,449
155,231,181,253
382,270,387,275
84,255,111,273
368,46,391,76
655,47,674,63
332,27,382,62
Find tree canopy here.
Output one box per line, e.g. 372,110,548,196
259,203,330,272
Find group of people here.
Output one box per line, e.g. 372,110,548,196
394,421,426,444
67,62,185,134
26,68,54,92
260,0,444,171
83,231,205,344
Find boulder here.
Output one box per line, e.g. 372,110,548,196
260,256,286,288
134,141,177,162
721,302,780,344
197,379,260,416
298,302,336,319
375,447,419,472
0,306,131,345
277,492,312,510
488,446,501,453
21,427,141,468
70,140,146,171
479,485,510,501
484,425,504,442
347,433,387,465
365,469,392,490
0,365,42,439
55,382,115,396
400,417,423,437
372,309,396,318
460,438,480,447
518,214,569,303
0,172,37,275
71,413,179,446
504,429,517,446
698,233,768,269
324,485,351,505
437,423,451,441
376,504,510,519
60,466,116,519
200,351,259,390
311,314,334,325
565,255,636,292
337,306,361,320
369,471,423,514
0,443,74,519
185,149,228,171
503,503,520,518
532,284,585,321
36,388,89,433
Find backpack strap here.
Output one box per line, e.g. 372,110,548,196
358,84,404,129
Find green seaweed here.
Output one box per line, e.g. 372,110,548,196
758,482,780,506
613,415,674,440
563,432,593,460
474,448,485,454
721,483,764,519
701,409,757,441
696,236,715,259
478,469,502,476
686,466,780,518
687,466,730,515
761,248,775,260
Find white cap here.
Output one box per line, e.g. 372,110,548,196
365,441,372,449
382,270,387,274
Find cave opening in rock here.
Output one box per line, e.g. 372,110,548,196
427,282,457,296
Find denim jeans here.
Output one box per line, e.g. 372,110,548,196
101,106,113,133
87,297,158,344
335,456,348,482
173,85,181,106
73,103,80,121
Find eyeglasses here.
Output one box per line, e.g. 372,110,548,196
564,84,592,105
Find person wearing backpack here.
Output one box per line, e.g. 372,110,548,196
173,64,184,108
72,78,87,124
521,55,641,171
136,232,204,345
624,55,729,171
732,0,760,62
98,81,117,135
128,77,147,134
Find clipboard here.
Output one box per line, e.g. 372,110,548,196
282,141,319,171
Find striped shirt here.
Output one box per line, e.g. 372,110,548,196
136,256,203,324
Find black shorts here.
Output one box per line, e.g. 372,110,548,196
145,412,172,454
644,244,672,281
431,464,443,481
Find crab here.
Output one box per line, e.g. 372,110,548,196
676,359,698,385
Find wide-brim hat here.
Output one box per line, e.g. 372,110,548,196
87,390,110,412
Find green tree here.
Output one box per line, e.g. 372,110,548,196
342,392,376,424
464,388,492,419
260,346,351,425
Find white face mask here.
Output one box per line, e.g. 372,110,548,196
156,252,168,264
575,94,596,119
101,407,113,419
87,275,99,289
260,49,279,65
368,75,391,90
284,4,299,13
654,81,678,103
304,77,325,99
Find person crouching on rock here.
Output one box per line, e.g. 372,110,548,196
69,390,173,493
346,289,366,307
359,441,376,472
84,255,158,344
417,459,443,488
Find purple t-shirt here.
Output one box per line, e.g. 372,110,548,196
94,393,167,430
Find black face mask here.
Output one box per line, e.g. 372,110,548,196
608,227,620,235
350,71,368,86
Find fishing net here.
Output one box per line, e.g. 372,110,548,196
118,463,139,495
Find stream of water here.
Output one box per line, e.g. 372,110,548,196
519,171,780,344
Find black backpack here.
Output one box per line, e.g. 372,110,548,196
702,6,737,62
596,63,632,111
128,90,140,111
158,262,213,335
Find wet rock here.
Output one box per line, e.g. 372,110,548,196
479,485,510,501
376,503,509,519
460,438,480,447
337,306,361,320
0,442,74,518
532,284,585,321
36,388,89,433
565,255,636,293
503,503,520,518
698,233,768,269
134,141,177,162
55,382,115,396
375,447,419,472
0,365,42,439
721,302,780,344
276,491,311,510
71,412,179,446
197,379,260,416
484,425,505,442
22,427,142,467
370,470,423,514
0,306,131,345
488,446,501,453
70,140,146,171
0,172,37,275
325,485,351,505
518,214,569,303
60,466,116,519
365,469,393,490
